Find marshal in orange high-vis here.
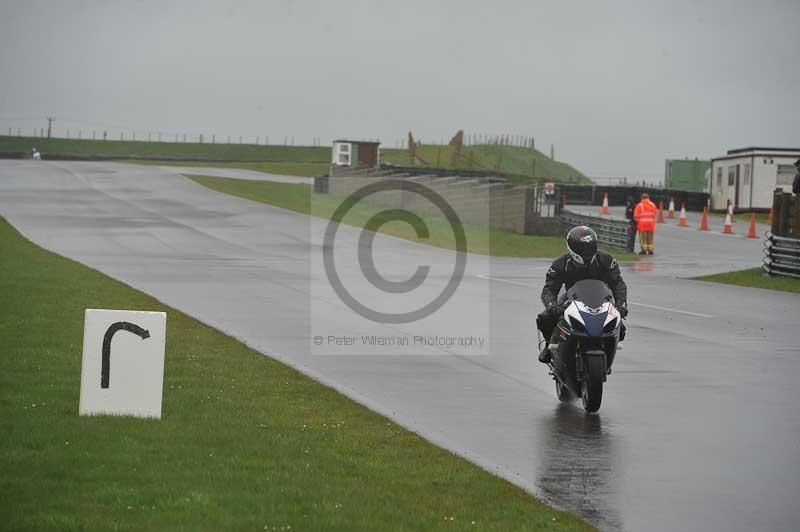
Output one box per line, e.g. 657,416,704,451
634,193,658,254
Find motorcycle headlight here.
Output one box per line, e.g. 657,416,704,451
602,317,618,334
569,315,586,332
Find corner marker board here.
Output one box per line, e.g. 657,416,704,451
79,309,167,418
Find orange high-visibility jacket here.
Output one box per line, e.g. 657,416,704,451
634,199,658,232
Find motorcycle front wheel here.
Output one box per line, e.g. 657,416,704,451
581,356,605,413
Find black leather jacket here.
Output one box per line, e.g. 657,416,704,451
541,251,628,308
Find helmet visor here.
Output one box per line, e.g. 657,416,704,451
568,238,597,265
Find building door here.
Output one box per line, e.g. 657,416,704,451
358,144,377,167
734,165,740,208
743,163,752,209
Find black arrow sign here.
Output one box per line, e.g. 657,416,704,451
101,321,150,389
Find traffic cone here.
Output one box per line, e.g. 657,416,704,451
657,200,665,223
667,197,675,218
601,193,609,215
723,211,734,234
677,203,688,227
699,207,709,231
746,213,758,238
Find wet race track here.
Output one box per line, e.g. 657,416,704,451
1,161,799,531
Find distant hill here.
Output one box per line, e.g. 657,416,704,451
381,143,589,184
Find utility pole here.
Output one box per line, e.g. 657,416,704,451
46,116,54,138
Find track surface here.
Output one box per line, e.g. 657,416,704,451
1,161,798,532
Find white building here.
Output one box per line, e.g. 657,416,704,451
331,139,381,168
709,147,800,210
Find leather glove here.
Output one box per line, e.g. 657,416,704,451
617,301,628,319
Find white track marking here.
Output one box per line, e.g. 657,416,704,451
475,273,530,287
627,302,714,318
476,274,715,318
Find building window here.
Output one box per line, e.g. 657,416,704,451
716,167,722,187
338,153,350,165
339,143,350,154
728,167,736,186
743,164,751,186
777,165,795,185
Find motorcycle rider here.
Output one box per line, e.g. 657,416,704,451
537,226,628,363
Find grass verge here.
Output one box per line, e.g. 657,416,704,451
122,159,329,178
0,135,330,163
708,211,771,225
694,267,800,293
0,216,592,531
187,174,636,260
1,136,589,184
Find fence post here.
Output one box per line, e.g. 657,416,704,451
794,194,800,237
772,189,782,235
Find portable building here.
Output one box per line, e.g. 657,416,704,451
709,147,800,210
331,140,381,168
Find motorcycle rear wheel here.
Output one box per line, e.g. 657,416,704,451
581,357,604,413
555,379,575,402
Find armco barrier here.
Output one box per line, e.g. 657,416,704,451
559,209,632,251
763,233,800,279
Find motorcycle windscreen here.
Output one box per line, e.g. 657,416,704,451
567,279,614,308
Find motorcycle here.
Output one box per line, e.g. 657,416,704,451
541,279,622,413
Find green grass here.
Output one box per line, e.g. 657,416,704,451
0,135,330,163
695,267,800,293
2,135,589,184
381,144,589,185
708,211,771,225
0,216,593,531
187,174,636,260
122,159,330,178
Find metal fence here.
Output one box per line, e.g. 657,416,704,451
763,233,800,278
559,209,632,251
559,184,710,212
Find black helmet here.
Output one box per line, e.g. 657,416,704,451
566,226,598,266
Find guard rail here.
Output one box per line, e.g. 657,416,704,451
763,233,800,279
559,209,632,251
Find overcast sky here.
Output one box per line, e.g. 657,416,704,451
1,0,798,178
